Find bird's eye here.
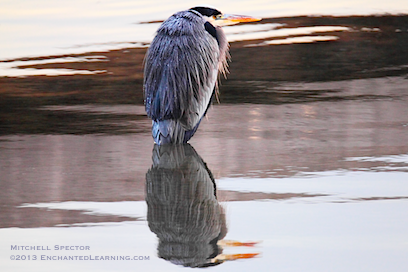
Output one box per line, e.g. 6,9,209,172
213,14,222,20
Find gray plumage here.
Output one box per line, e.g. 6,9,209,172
143,8,229,145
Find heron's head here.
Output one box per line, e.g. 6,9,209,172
190,6,261,26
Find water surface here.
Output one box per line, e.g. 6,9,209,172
1,1,408,271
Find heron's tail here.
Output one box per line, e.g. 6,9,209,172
152,119,202,145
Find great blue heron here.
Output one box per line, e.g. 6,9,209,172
144,6,260,145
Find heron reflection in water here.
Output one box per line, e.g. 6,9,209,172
144,6,261,144
146,144,259,267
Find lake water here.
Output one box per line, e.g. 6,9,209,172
2,0,408,61
1,1,408,271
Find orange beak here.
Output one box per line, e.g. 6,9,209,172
212,253,260,262
218,240,260,247
215,14,261,26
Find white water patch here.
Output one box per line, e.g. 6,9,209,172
0,67,106,77
228,25,349,42
217,171,408,203
345,154,408,164
246,35,339,46
222,23,284,35
0,56,108,77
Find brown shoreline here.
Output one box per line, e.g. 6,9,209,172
2,15,408,101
